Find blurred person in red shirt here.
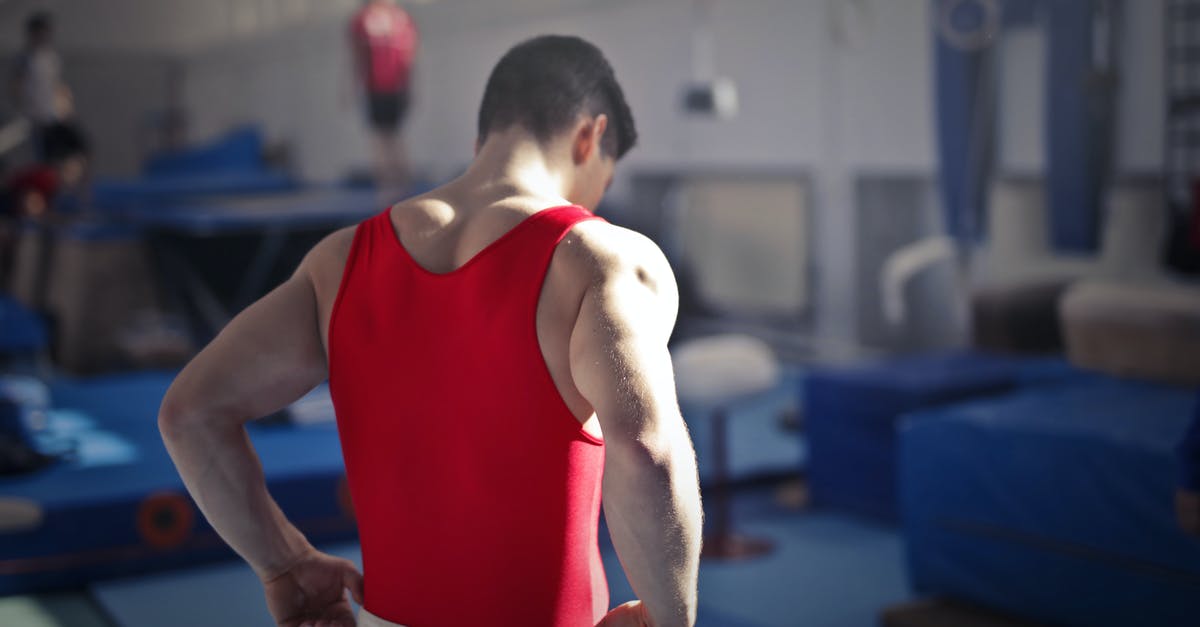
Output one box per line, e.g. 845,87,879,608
349,0,419,192
3,123,87,220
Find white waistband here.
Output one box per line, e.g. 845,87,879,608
358,608,408,627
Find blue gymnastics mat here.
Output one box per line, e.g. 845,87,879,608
91,499,909,627
120,187,385,235
900,378,1200,626
92,171,298,211
0,372,353,595
805,351,1086,520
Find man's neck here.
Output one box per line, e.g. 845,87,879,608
462,130,572,203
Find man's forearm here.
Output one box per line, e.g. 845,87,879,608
159,409,313,582
603,429,702,627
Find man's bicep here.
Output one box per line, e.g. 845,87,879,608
569,270,679,441
162,273,327,424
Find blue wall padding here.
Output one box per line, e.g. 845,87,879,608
900,380,1200,626
1001,0,1040,27
0,372,354,595
934,0,1107,252
1046,0,1103,252
934,17,989,243
0,295,48,355
804,352,1085,521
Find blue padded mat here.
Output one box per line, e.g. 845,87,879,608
804,352,1087,520
142,126,268,178
0,296,47,355
0,373,352,595
92,171,297,211
91,504,909,627
115,187,384,235
900,379,1200,626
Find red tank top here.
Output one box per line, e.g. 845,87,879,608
328,206,609,626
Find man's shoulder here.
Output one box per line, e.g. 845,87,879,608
299,225,359,288
560,219,674,286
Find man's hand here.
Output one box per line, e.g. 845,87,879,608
262,548,364,627
596,600,651,627
1177,489,1200,538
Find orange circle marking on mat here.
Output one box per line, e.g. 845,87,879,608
137,491,195,549
337,475,356,521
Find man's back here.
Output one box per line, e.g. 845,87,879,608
308,191,669,436
158,35,701,627
306,192,670,624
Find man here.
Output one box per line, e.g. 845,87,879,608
348,0,419,191
10,12,69,160
3,122,88,219
1177,394,1200,538
160,35,702,627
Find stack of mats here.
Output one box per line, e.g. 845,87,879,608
92,125,297,213
92,172,297,212
0,372,353,595
899,379,1200,626
804,352,1083,521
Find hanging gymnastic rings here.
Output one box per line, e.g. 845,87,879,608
938,0,1001,52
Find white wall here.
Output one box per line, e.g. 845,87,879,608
997,0,1164,176
181,18,370,181
174,0,934,178
172,0,935,343
1117,0,1163,173
0,0,1165,342
999,26,1046,175
0,0,362,53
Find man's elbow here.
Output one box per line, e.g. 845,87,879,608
157,391,197,441
157,384,222,441
605,420,694,474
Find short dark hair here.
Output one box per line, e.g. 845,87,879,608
25,12,51,38
477,35,637,159
41,123,89,164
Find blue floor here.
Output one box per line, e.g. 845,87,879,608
7,367,911,625
604,486,912,627
87,486,910,627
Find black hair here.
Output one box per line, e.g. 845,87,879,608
25,12,52,39
477,35,637,159
40,123,89,164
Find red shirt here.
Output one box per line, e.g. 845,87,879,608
7,165,59,202
329,206,609,626
350,2,418,93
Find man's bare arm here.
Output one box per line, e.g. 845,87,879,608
158,259,330,582
570,234,702,627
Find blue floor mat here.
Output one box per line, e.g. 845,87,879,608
1,372,353,595
90,488,910,627
684,365,805,484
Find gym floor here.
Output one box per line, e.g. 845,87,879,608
0,484,911,627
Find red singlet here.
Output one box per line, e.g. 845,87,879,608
349,2,418,93
329,206,609,626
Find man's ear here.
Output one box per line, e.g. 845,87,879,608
572,114,609,164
